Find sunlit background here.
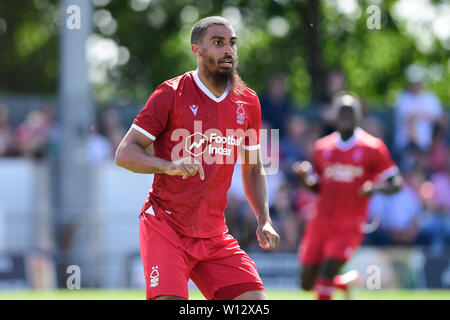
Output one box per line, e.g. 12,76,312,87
0,0,449,298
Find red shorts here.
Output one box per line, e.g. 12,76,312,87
139,209,264,300
298,221,363,266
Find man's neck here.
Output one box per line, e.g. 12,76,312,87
197,67,229,98
339,129,355,141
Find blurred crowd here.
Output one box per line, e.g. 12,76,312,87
0,65,449,254
0,103,125,165
228,66,450,254
0,104,59,159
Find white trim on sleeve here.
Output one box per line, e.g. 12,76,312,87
131,124,156,141
378,165,399,180
241,144,260,151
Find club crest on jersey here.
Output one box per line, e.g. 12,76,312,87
236,103,245,125
189,104,199,116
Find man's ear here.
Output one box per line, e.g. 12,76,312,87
191,44,201,58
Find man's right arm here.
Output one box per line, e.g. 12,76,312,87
115,128,204,179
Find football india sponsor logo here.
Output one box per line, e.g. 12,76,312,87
236,102,245,125
170,120,280,175
185,132,244,157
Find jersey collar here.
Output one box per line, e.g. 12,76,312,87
193,69,231,103
334,127,362,151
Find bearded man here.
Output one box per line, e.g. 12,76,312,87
115,16,280,300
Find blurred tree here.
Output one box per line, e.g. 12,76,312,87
320,0,450,106
0,0,59,93
295,0,326,102
0,0,448,107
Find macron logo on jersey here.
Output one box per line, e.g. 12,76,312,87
190,104,199,116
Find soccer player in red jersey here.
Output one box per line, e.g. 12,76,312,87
292,92,403,300
115,16,280,300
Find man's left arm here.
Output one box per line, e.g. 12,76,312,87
362,172,403,196
362,141,403,196
241,148,280,250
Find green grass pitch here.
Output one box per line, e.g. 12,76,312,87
1,289,450,300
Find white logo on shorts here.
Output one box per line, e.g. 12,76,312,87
150,266,160,288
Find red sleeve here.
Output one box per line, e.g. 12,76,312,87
312,144,322,176
242,96,261,150
372,140,398,181
132,84,174,141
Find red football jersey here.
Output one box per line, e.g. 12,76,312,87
132,70,261,238
311,128,398,230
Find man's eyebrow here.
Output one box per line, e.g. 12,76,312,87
209,36,238,40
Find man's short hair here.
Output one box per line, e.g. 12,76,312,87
190,16,232,45
332,91,362,119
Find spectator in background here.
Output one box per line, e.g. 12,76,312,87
0,104,15,156
269,183,301,252
280,113,308,173
226,163,262,249
259,72,294,138
326,69,347,100
427,122,449,174
227,149,287,250
361,115,386,140
365,168,422,246
40,104,60,159
14,108,53,159
394,64,443,156
429,156,450,214
299,119,323,162
317,69,347,137
99,107,126,153
416,156,450,254
86,106,126,166
87,128,113,166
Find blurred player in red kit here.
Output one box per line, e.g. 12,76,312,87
115,16,279,300
292,92,403,300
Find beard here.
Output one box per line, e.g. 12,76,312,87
200,50,245,93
